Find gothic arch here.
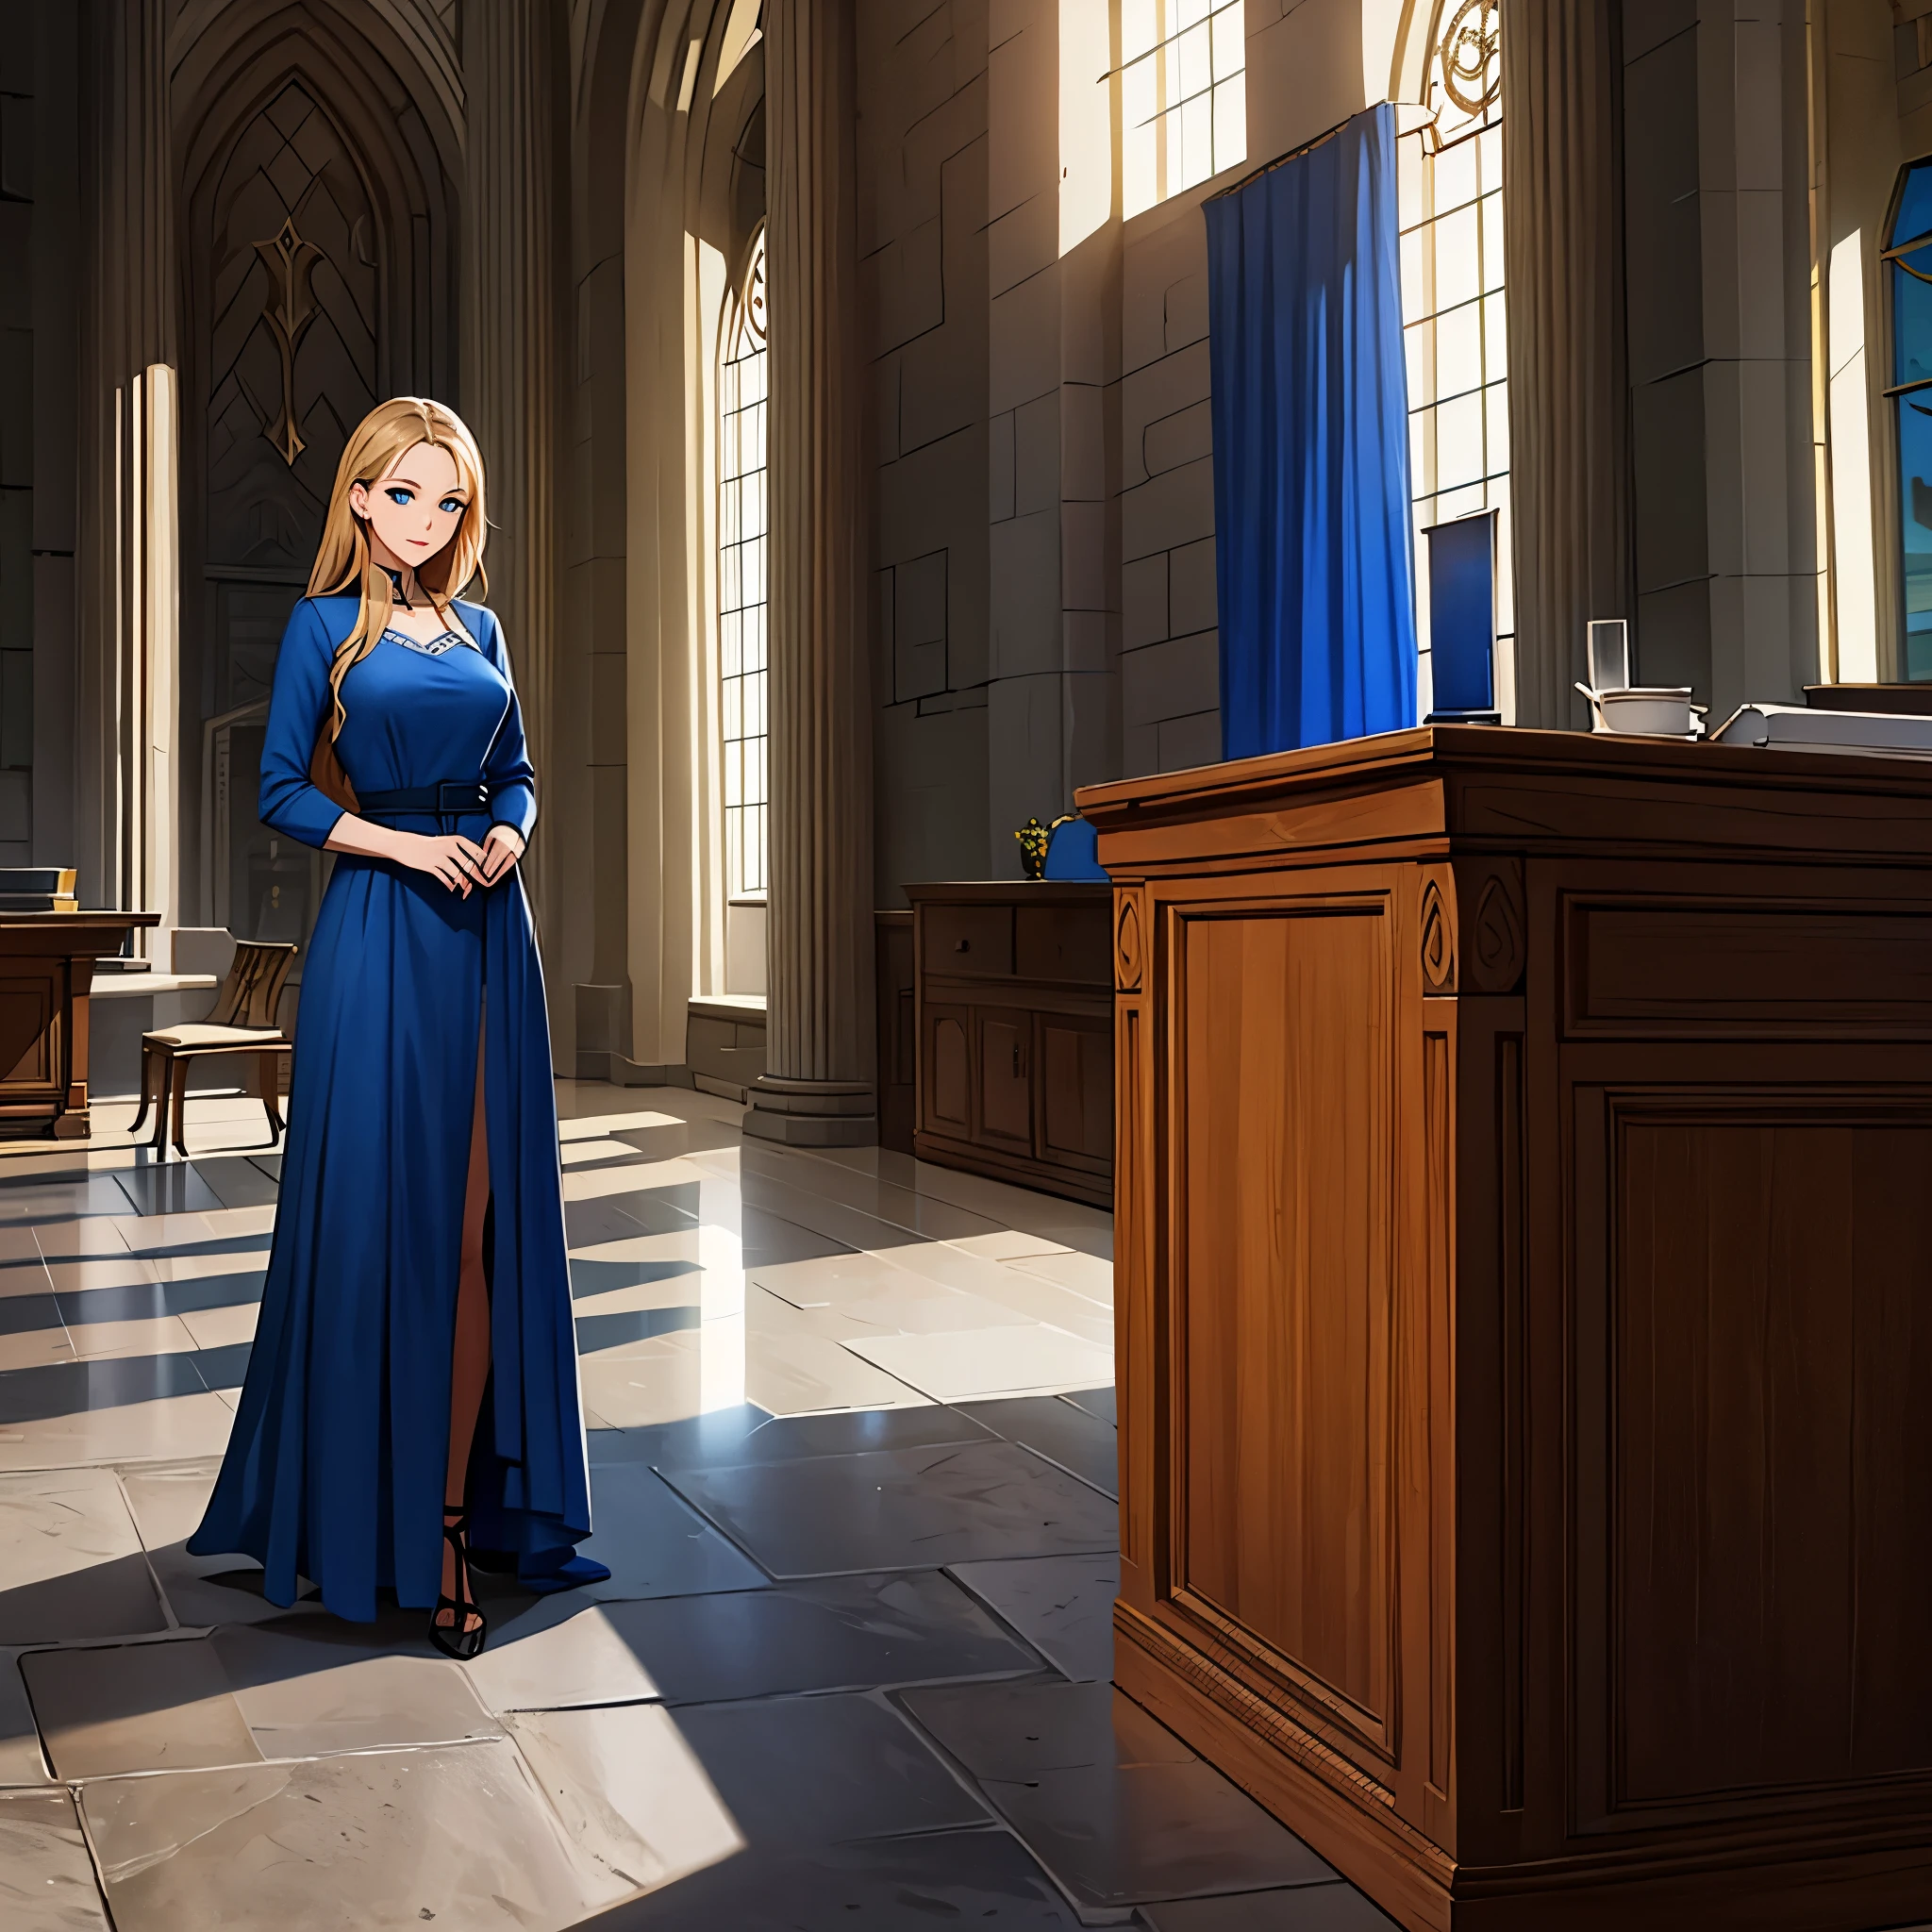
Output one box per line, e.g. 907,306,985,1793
168,2,461,926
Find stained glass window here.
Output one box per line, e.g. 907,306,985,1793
1887,160,1932,678
1396,0,1509,709
719,230,768,897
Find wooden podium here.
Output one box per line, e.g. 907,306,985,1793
1080,726,1932,1931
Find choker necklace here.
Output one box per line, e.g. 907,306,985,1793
380,564,413,610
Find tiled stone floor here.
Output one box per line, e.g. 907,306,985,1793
0,1078,1398,1930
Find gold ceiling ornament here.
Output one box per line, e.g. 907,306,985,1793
253,215,325,466
1440,0,1501,118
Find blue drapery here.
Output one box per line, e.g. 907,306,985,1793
1206,104,1417,760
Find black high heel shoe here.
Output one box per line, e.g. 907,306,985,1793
429,1506,488,1661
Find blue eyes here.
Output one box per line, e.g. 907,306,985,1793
380,487,465,516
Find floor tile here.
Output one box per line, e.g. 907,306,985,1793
464,1602,663,1713
0,1390,234,1472
595,1571,1041,1705
0,1467,167,1644
1059,1385,1117,1425
575,1462,772,1600
948,1229,1077,1260
198,1203,279,1240
843,1324,1115,1402
947,1553,1122,1682
104,1210,216,1252
576,1304,703,1356
503,1704,744,1898
109,1162,227,1218
871,1241,1116,1343
0,1177,139,1224
902,1680,1335,1908
960,1394,1120,1497
570,1253,705,1302
21,1637,262,1777
670,1691,991,1847
558,1109,684,1141
577,1337,709,1429
210,1619,502,1756
0,1254,56,1300
185,1153,282,1210
740,1296,931,1415
175,1300,259,1351
62,1314,200,1362
662,1439,1118,1577
604,1826,1087,1930
0,1226,41,1262
0,1649,50,1784
1002,1248,1116,1306
1141,1885,1403,1930
0,1351,213,1429
42,1255,161,1294
566,1191,698,1249
0,1787,110,1929
0,1298,75,1374
591,1400,994,1470
116,1457,317,1628
749,1249,948,1307
31,1216,134,1259
79,1740,628,1928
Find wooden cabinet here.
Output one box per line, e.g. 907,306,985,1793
907,882,1112,1207
1,913,159,1137
1081,726,1932,1932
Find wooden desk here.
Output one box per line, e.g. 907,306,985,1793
1080,726,1932,1932
907,881,1112,1207
1,913,159,1138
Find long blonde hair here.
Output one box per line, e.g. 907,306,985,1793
307,396,490,741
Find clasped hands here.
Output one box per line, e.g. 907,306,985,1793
408,824,524,896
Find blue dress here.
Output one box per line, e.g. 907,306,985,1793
188,593,593,1621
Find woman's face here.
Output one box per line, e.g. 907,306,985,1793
348,440,470,572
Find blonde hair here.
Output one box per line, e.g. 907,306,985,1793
306,396,490,741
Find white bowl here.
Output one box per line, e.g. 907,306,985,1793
1596,687,1699,737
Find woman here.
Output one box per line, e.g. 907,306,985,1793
188,397,606,1658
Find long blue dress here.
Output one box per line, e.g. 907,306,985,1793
188,593,593,1621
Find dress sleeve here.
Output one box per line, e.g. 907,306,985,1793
258,601,348,850
481,608,539,841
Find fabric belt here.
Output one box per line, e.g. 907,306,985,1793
357,782,490,815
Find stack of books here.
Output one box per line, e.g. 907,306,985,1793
0,868,78,913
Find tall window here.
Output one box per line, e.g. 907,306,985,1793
719,230,768,897
1123,0,1246,220
1397,0,1507,706
1888,160,1932,678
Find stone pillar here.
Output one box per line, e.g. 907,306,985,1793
75,0,175,909
1502,0,1630,729
462,3,558,924
745,0,876,1147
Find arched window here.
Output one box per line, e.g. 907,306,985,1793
1887,160,1932,677
718,229,768,897
1397,0,1507,709
1122,0,1247,220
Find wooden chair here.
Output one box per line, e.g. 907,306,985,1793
129,941,297,1158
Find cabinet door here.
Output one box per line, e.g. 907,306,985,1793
976,1008,1034,1148
922,1002,974,1138
1037,1012,1112,1174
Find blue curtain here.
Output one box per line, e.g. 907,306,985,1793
1206,104,1417,760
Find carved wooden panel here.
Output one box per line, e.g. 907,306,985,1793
0,973,54,1090
1038,1012,1110,1170
1175,902,1395,1747
976,1010,1032,1146
1584,1091,1932,1813
1565,895,1932,1039
924,1005,970,1135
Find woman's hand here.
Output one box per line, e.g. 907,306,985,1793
402,830,489,896
478,824,525,886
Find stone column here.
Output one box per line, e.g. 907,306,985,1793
75,0,176,908
745,0,876,1147
462,3,558,924
1502,0,1630,729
